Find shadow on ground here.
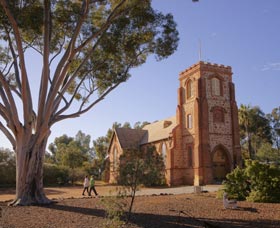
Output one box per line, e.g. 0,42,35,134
129,212,279,228
39,202,278,228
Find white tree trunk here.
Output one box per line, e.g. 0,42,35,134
10,137,51,206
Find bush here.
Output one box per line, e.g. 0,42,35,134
0,161,16,187
245,160,280,203
0,149,16,187
43,163,70,186
223,166,250,200
69,167,87,185
223,160,280,203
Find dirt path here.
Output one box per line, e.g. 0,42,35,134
0,184,220,202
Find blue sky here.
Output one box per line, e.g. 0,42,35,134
1,0,280,150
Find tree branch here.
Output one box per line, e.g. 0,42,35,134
3,24,22,93
44,0,90,126
0,72,20,133
51,81,121,124
74,0,127,54
0,0,33,129
0,121,15,148
36,0,52,133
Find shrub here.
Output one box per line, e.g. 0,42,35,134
43,163,70,186
101,188,128,227
223,166,250,200
69,167,87,185
245,160,280,203
0,149,16,187
223,160,280,203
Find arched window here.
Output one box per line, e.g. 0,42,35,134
211,77,221,96
188,146,193,167
186,80,193,99
113,148,117,171
161,142,167,166
187,114,192,129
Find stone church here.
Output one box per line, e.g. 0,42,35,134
107,61,241,186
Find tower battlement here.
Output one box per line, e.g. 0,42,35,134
179,61,232,80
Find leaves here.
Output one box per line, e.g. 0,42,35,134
223,160,280,203
239,104,272,159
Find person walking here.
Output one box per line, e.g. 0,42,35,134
82,175,89,196
89,175,98,197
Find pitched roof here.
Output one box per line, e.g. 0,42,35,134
140,116,177,144
115,128,147,149
113,116,177,150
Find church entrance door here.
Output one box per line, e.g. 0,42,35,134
212,148,230,182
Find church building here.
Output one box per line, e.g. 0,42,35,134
107,61,241,186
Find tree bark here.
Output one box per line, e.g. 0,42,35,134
10,137,52,206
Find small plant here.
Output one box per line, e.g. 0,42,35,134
101,187,129,228
102,146,166,225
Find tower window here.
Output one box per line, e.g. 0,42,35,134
213,109,224,123
211,106,225,123
211,78,221,96
187,114,192,129
186,80,193,99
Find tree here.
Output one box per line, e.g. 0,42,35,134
239,104,271,159
133,121,150,129
48,134,74,163
256,142,279,163
48,132,91,166
267,107,280,162
92,135,109,179
0,0,178,205
118,146,165,222
75,130,91,155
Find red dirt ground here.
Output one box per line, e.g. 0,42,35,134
0,185,280,228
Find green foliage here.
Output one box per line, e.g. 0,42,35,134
223,160,280,203
256,142,279,163
0,148,16,187
61,141,87,168
118,146,166,187
43,163,89,186
223,166,250,200
43,164,69,186
267,107,280,162
101,188,128,228
239,104,272,159
141,146,166,186
48,131,91,167
116,146,165,222
69,167,88,185
245,160,280,203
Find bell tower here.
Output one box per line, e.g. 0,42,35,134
176,61,241,185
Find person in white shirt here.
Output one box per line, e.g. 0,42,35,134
82,175,89,196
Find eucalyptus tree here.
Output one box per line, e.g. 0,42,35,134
267,107,280,161
239,104,271,159
0,0,178,205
